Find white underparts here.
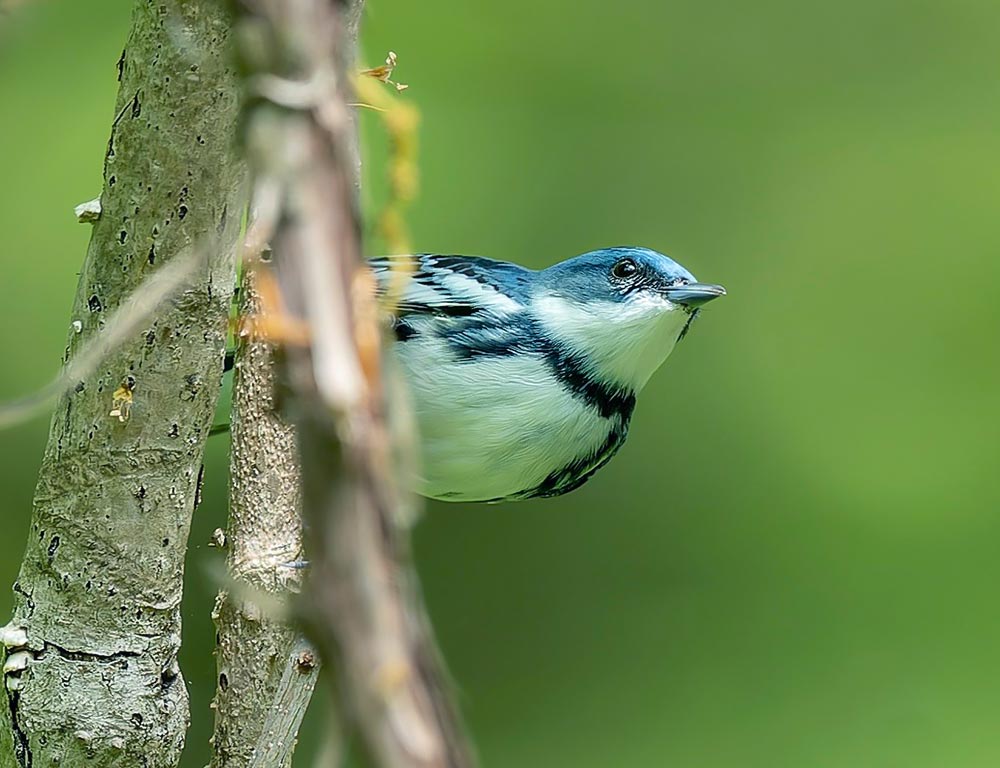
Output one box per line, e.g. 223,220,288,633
532,292,689,389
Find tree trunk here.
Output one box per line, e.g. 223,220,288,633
0,2,246,766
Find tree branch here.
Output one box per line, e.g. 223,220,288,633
229,0,477,765
209,262,320,768
0,1,246,765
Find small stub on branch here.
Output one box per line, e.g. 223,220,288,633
2,624,33,694
296,649,317,671
74,196,102,223
2,651,30,675
208,527,227,548
0,622,29,650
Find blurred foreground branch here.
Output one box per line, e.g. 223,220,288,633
230,0,477,766
0,1,246,766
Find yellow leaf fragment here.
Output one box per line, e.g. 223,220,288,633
110,378,135,422
352,75,420,258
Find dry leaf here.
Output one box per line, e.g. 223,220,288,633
361,50,409,92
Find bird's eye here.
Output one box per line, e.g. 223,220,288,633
611,259,638,279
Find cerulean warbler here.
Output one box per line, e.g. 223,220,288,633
370,247,725,502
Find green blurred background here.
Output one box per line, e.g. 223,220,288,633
2,0,999,765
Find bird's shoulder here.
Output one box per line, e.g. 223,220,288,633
368,254,533,318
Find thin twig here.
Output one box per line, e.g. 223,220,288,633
0,244,207,430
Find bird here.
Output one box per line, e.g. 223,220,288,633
369,246,725,503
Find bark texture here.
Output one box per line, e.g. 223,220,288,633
209,268,318,768
0,2,246,766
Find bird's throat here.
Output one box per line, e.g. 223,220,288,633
533,294,688,391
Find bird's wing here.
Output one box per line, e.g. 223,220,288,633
368,254,532,318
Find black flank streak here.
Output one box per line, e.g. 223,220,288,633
525,420,629,499
541,342,635,421
440,310,636,498
393,320,417,342
432,304,479,318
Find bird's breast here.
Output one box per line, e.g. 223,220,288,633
393,336,628,501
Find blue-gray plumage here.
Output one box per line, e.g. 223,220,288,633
369,247,725,502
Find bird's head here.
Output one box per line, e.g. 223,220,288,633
532,247,725,390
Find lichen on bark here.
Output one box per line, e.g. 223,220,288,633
0,1,247,766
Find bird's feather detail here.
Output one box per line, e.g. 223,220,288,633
370,254,530,319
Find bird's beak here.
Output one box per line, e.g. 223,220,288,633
664,283,727,308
